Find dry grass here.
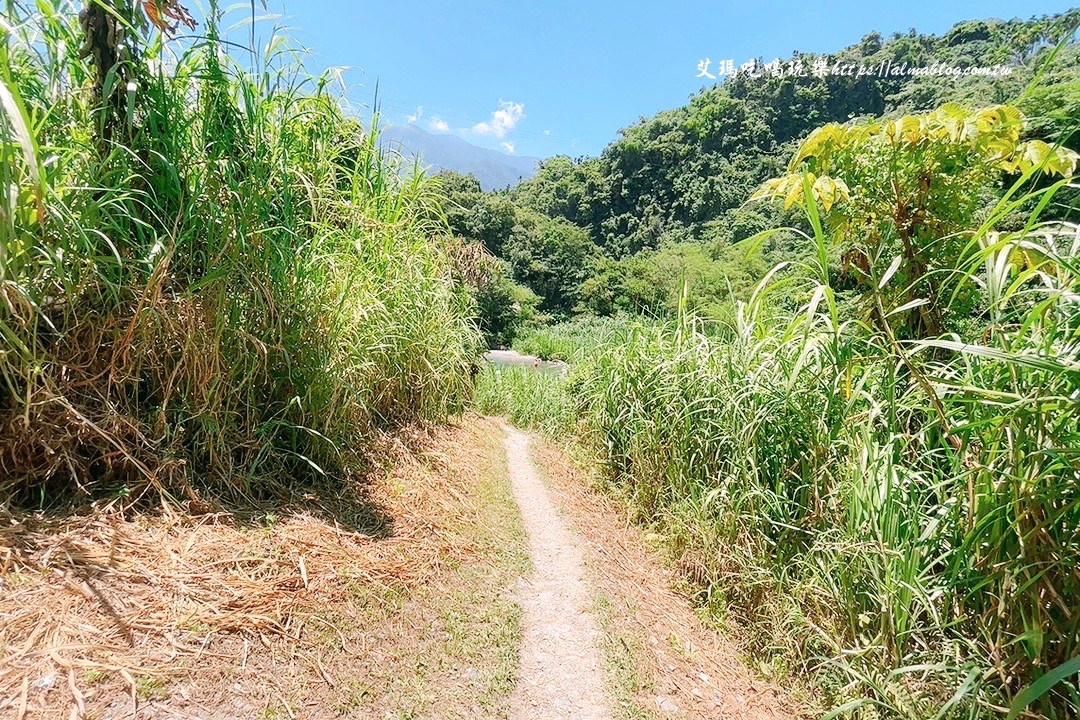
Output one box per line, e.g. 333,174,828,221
0,418,526,719
527,438,798,720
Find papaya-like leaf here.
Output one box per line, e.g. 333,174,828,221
142,1,196,35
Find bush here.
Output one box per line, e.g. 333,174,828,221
573,214,1080,716
511,316,638,363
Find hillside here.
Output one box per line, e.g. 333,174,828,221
512,11,1080,256
439,10,1080,341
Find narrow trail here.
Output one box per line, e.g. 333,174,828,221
502,424,614,720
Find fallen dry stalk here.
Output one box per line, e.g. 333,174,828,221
0,423,483,717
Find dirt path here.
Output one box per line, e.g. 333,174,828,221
502,425,613,720
1,417,795,719
527,434,796,719
500,420,795,720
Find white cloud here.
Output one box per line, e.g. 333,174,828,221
500,141,516,154
472,100,525,138
406,106,423,124
429,116,449,133
543,129,551,136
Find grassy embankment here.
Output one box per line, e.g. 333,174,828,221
0,1,478,506
1,4,517,716
0,419,529,717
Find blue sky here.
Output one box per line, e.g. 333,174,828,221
232,1,1077,159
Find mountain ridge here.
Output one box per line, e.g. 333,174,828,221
381,124,540,191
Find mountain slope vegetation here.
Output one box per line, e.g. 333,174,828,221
441,10,1079,342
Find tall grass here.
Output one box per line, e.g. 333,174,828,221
573,201,1080,715
0,1,478,503
511,314,641,362
473,365,575,438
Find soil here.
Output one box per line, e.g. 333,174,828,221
0,421,527,719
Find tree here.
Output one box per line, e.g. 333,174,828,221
754,103,1078,338
78,1,195,141
473,264,541,348
503,212,601,316
437,171,518,256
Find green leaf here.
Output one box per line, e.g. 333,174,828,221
1006,656,1080,720
878,255,903,289
918,339,1080,375
0,71,44,213
887,298,929,317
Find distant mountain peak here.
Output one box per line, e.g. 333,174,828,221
381,125,540,191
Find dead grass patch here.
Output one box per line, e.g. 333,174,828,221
0,417,525,719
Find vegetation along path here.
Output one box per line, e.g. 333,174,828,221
500,421,793,720
1,416,792,719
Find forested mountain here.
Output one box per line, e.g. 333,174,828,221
439,10,1080,343
512,11,1080,255
382,124,540,190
